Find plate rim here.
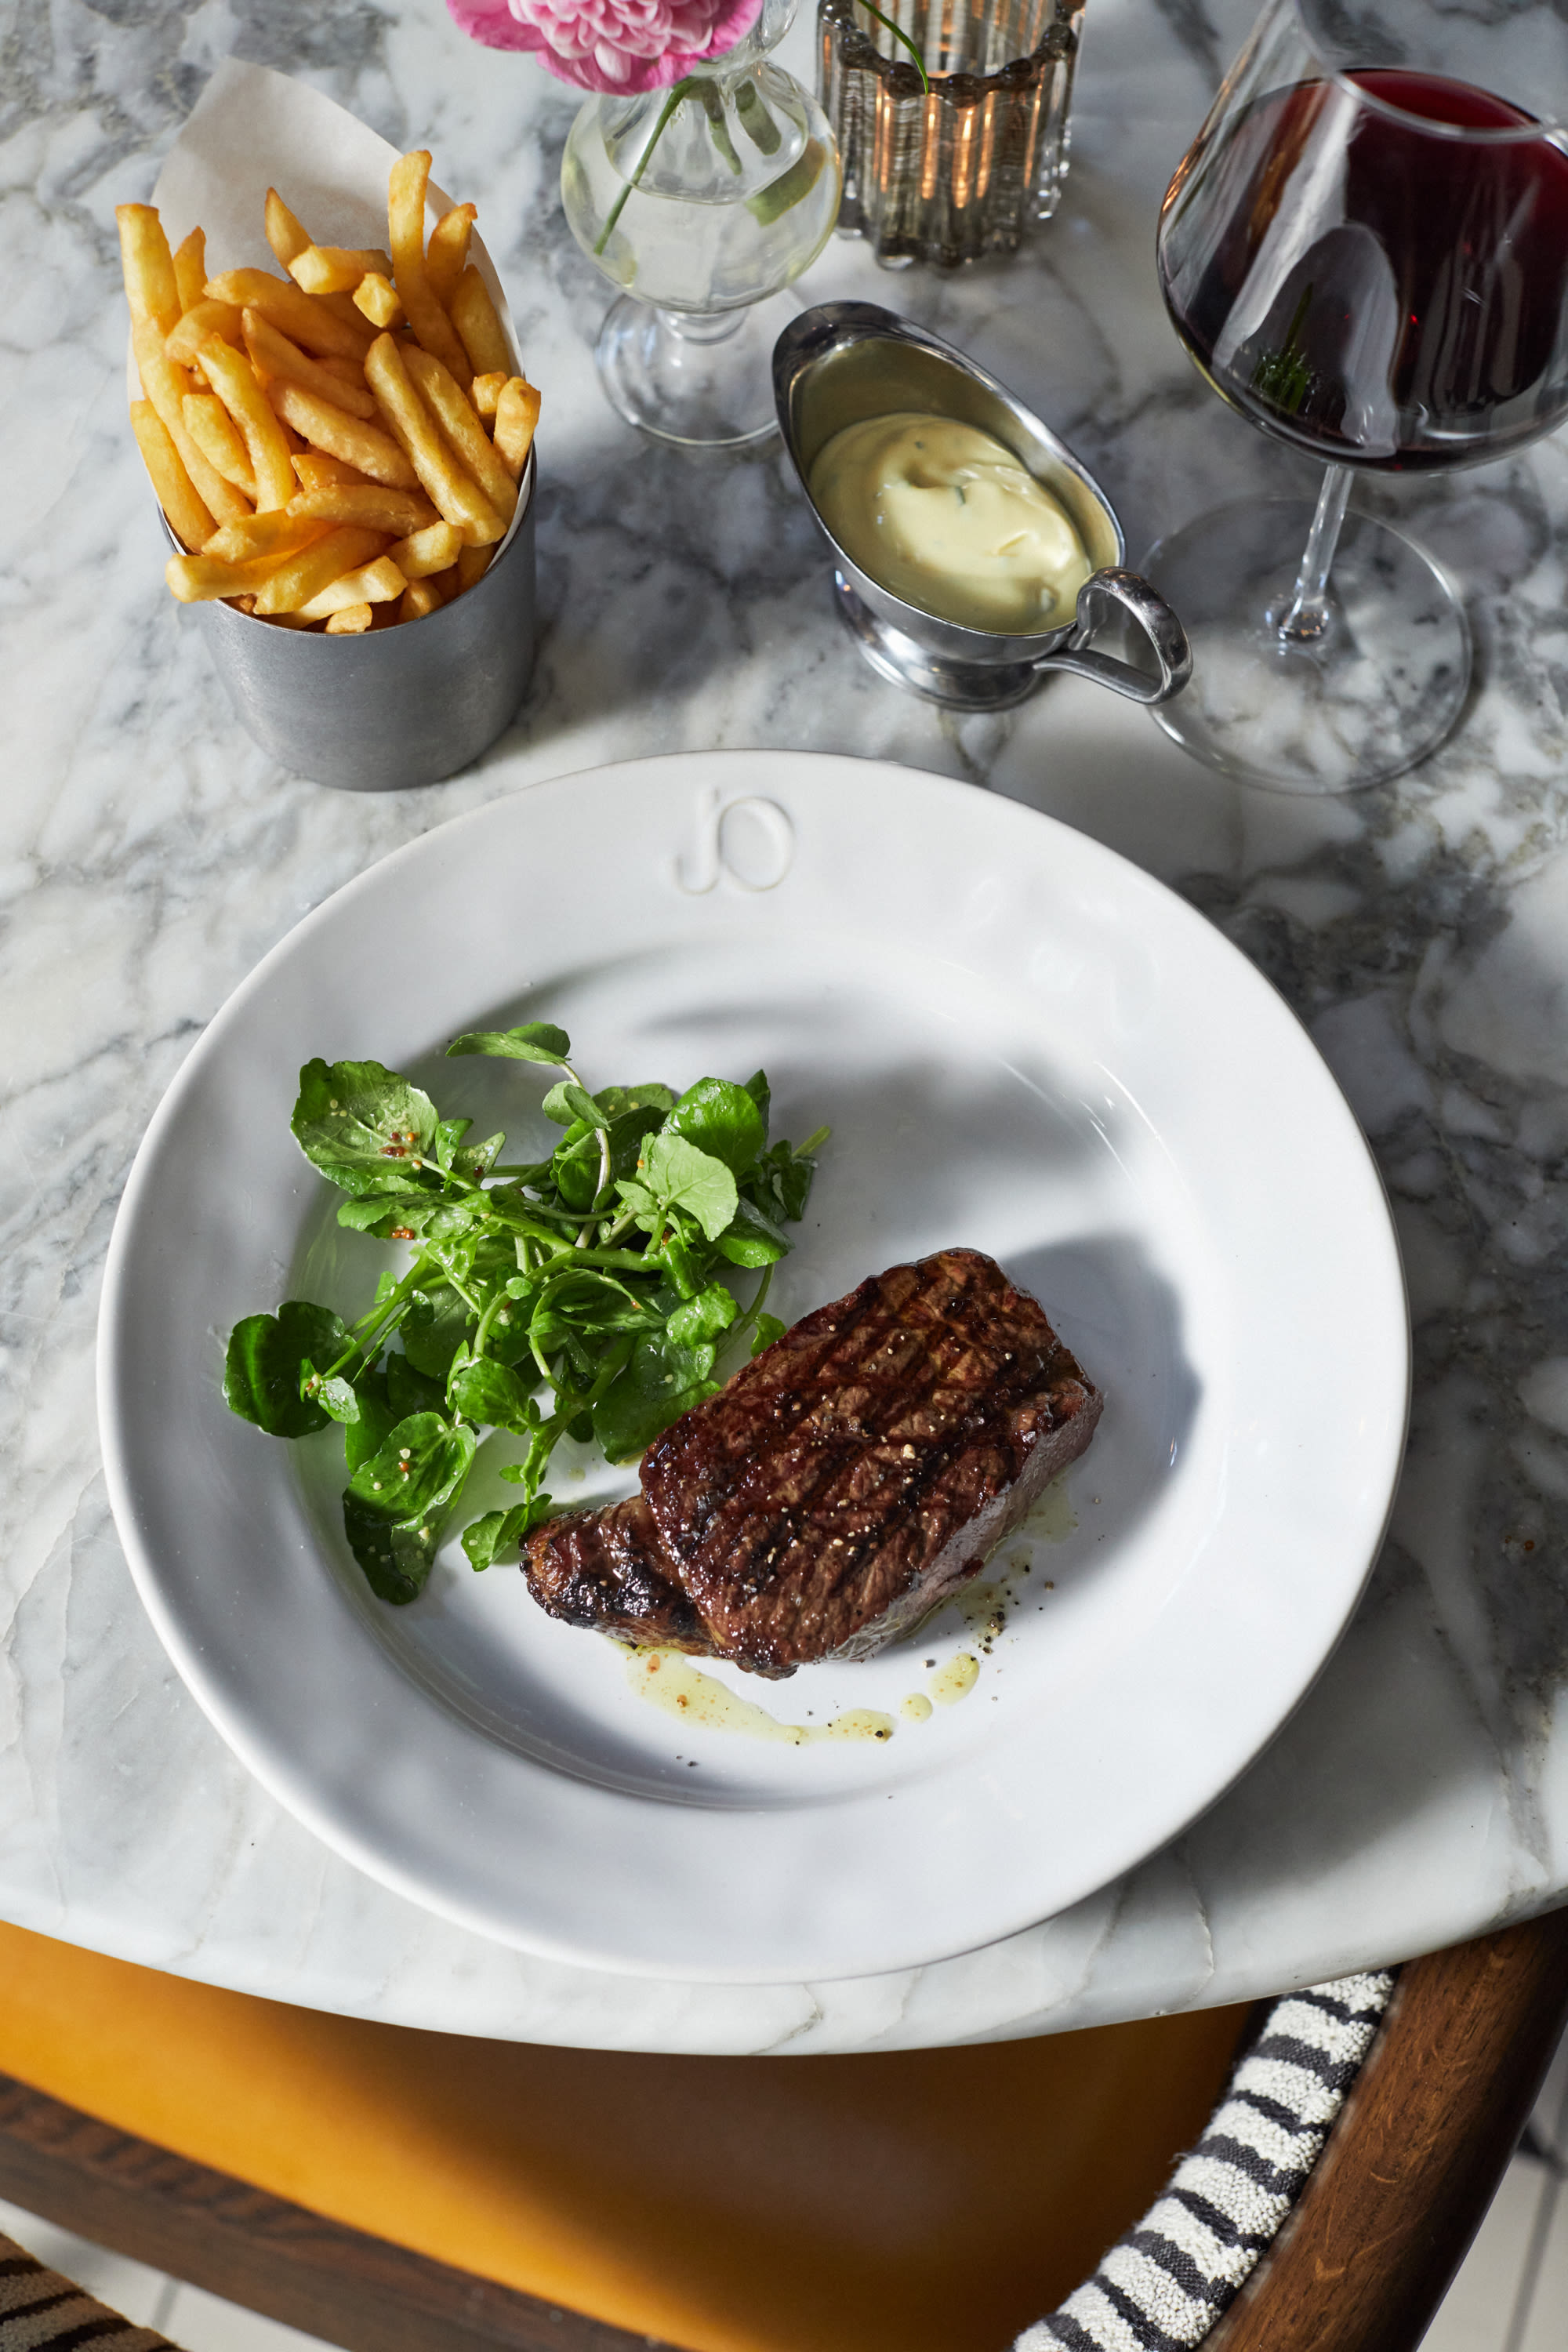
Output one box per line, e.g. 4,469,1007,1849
96,748,1411,1981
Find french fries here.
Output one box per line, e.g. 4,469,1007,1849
132,314,250,525
119,151,536,633
241,308,379,422
456,543,494,593
269,379,421,489
387,151,474,387
363,334,503,543
493,376,541,481
450,267,510,379
130,401,214,550
426,204,476,306
291,485,440,536
201,509,332,565
118,206,180,335
182,392,257,499
289,244,395,295
295,555,408,619
292,452,375,492
252,525,388,615
388,520,463,578
401,576,445,622
205,270,373,361
401,347,517,524
172,227,207,316
264,189,310,268
200,335,298,510
353,272,402,329
167,549,291,602
166,299,244,367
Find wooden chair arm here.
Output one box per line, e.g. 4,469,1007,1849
1209,1907,1568,2352
0,2070,665,2352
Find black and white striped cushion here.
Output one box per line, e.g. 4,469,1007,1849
1018,1969,1397,2352
0,2237,176,2352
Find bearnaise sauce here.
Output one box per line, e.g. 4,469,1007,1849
808,411,1093,634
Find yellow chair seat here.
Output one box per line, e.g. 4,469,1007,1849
0,1918,1246,2352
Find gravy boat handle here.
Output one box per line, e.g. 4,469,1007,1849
1036,569,1192,705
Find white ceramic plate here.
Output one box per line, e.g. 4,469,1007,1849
98,752,1409,1983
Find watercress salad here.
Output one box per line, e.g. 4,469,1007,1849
222,1025,827,1606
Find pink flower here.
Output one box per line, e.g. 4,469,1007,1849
448,0,763,93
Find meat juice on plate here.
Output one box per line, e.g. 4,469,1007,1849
1159,69,1568,468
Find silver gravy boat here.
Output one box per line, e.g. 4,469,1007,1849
774,303,1192,713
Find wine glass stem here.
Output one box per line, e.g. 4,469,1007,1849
1275,465,1352,646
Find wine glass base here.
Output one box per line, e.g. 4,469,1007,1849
1139,499,1471,795
595,292,799,448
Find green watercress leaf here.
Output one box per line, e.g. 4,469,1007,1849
593,1083,677,1119
387,1352,445,1420
663,1077,766,1177
223,1301,352,1438
746,1134,825,1225
341,1412,477,1605
618,1133,738,1243
445,1022,571,1067
543,1080,606,1130
551,1120,604,1210
299,1361,360,1425
344,1364,396,1475
592,1330,720,1462
458,1132,506,1181
606,1109,666,1187
336,1192,442,1237
655,1228,703,1298
750,1312,786,1357
291,1059,438,1197
434,1116,471,1167
401,1287,474,1379
462,1493,556,1572
713,1195,790,1267
447,1352,540,1435
666,1283,738,1347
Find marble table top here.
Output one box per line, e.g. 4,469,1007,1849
6,0,1568,2055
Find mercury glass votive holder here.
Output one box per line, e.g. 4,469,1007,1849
818,0,1084,267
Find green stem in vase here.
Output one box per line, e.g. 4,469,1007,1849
858,1,929,92
697,81,744,174
594,76,697,256
735,79,782,155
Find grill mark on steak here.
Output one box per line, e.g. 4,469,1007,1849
523,1496,715,1655
640,1249,1102,1673
521,1496,801,1678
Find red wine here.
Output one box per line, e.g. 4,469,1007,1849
1159,69,1568,470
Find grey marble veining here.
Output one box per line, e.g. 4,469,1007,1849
4,0,1568,2051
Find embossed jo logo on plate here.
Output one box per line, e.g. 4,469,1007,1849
675,786,795,894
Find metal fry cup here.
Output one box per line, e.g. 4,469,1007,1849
138,63,541,792
774,303,1189,712
167,455,537,793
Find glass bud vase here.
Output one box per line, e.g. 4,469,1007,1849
561,0,843,445
820,0,1083,268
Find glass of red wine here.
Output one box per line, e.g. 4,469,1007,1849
1143,0,1568,793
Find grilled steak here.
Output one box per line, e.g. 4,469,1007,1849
626,1247,1100,1674
522,1494,719,1657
